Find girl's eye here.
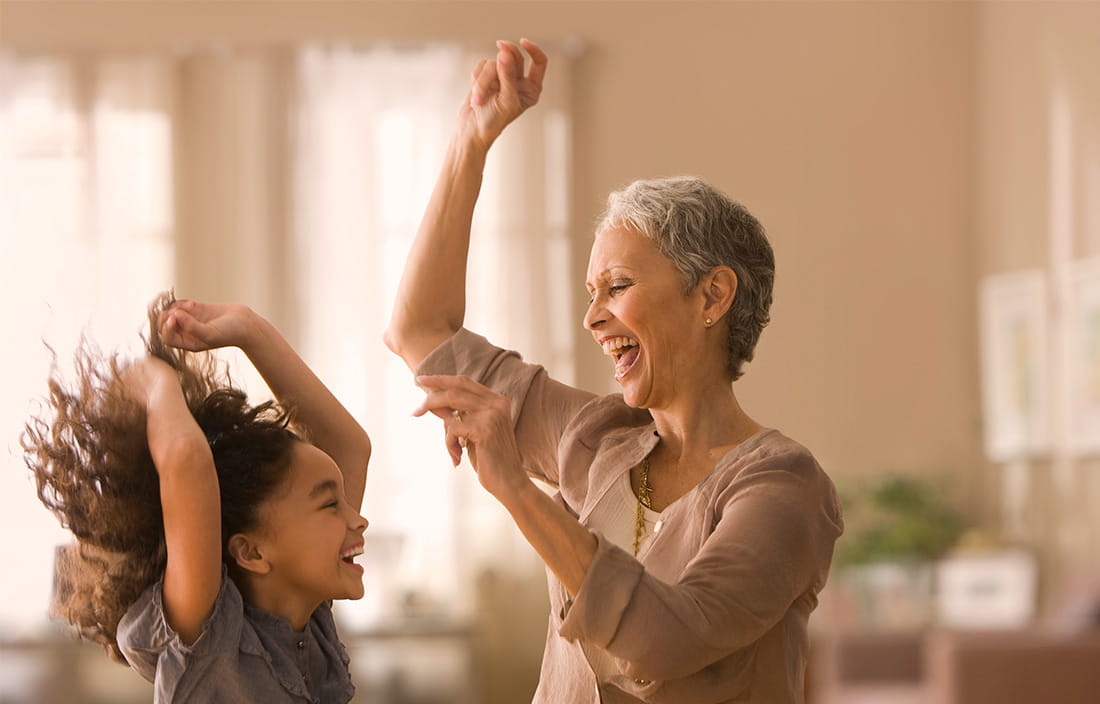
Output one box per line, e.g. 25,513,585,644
323,501,339,510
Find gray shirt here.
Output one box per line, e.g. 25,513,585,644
118,570,355,703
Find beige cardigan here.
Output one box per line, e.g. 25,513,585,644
419,329,843,703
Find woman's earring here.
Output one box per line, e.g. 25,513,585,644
704,317,713,326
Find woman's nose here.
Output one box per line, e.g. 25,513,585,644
583,298,607,331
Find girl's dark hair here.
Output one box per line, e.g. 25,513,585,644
22,292,298,663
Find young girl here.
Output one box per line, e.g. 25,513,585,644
23,292,371,703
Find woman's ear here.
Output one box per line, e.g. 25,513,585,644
227,533,271,576
701,266,737,325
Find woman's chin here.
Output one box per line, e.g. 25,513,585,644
617,375,651,409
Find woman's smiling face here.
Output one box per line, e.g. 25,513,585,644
584,226,709,409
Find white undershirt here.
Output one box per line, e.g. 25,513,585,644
584,470,662,683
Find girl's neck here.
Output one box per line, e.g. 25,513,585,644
235,574,320,632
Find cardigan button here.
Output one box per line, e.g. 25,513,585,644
297,640,306,649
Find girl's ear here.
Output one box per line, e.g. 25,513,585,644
227,533,271,576
701,265,737,324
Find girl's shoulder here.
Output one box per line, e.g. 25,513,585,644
118,568,246,663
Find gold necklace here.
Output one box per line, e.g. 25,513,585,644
633,456,653,556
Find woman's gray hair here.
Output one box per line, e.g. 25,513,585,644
596,176,774,381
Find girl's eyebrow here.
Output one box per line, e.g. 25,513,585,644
309,479,339,499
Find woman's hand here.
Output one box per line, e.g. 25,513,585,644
413,373,598,596
413,374,530,500
158,300,258,353
460,38,548,149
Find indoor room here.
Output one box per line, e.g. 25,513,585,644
1,2,1098,703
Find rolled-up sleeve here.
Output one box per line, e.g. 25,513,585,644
416,328,595,487
561,446,842,682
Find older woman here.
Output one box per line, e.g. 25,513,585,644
385,39,842,704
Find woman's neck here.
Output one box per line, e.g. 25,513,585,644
648,379,761,466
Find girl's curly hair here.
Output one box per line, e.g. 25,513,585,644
22,292,299,663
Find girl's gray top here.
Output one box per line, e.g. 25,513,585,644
117,569,355,703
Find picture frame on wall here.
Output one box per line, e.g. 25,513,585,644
1069,258,1100,456
979,270,1050,462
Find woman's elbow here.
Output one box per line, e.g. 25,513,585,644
382,325,404,358
382,323,458,371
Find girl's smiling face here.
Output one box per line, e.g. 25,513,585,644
584,226,710,409
252,442,368,612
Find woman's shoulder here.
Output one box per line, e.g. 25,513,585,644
563,392,653,451
711,428,832,492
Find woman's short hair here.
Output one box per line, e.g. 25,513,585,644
596,177,775,381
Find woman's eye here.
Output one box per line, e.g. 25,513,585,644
323,501,339,510
609,283,630,295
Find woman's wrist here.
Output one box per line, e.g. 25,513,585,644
451,116,495,163
493,471,540,511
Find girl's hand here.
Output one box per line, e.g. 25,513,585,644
412,374,530,500
158,300,257,353
460,38,548,149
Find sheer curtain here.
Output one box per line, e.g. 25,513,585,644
291,44,575,628
0,43,573,638
0,54,175,639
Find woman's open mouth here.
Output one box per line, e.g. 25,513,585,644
601,336,640,381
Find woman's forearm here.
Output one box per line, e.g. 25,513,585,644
384,129,490,370
496,478,598,597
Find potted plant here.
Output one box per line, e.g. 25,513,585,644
829,475,965,631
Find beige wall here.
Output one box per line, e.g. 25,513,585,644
1,0,983,492
976,1,1100,600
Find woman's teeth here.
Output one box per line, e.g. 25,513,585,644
601,336,638,358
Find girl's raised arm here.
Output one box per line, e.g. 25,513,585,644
158,301,371,511
384,39,547,370
124,357,222,646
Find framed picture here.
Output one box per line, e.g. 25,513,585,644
1069,258,1100,455
979,270,1050,462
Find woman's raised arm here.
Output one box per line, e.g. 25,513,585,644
384,39,547,370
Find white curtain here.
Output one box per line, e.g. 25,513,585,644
291,44,575,628
0,43,573,636
0,54,175,637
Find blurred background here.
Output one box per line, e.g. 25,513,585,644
1,2,1099,703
